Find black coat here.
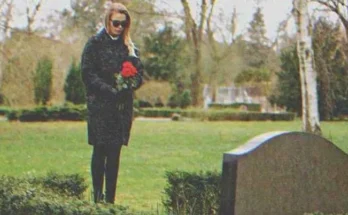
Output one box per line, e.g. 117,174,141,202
81,28,143,146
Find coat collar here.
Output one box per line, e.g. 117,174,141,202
95,28,122,42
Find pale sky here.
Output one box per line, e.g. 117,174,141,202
157,0,295,40
11,0,337,41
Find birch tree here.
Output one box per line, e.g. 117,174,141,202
293,0,322,134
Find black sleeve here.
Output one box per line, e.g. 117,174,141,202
128,48,144,90
81,38,119,97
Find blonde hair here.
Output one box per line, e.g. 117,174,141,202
104,2,137,57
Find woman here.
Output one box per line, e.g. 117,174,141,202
81,2,143,204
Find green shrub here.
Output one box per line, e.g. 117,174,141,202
33,56,53,105
48,104,87,121
6,105,87,122
179,90,192,108
163,170,221,215
208,103,261,111
5,106,296,122
32,172,88,199
206,111,295,121
64,60,86,104
138,108,295,121
180,109,207,120
154,97,164,107
0,174,137,215
0,106,11,115
167,90,192,109
19,106,49,122
139,108,182,118
6,109,20,121
167,94,179,108
137,99,153,108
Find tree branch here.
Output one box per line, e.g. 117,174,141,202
198,0,207,42
181,0,196,41
26,0,43,34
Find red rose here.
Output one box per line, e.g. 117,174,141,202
121,61,137,78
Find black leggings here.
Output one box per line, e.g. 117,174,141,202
91,144,122,203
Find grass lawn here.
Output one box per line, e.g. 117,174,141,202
0,119,348,212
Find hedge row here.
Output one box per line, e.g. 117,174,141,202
0,173,137,215
0,170,222,215
139,108,296,121
163,170,221,215
206,110,295,121
4,106,295,122
6,104,87,122
0,106,11,115
208,102,261,112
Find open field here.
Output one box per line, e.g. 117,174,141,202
0,119,347,212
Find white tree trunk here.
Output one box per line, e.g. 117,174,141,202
293,0,321,135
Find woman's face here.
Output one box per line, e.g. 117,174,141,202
108,12,127,37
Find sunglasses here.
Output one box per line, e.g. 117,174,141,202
111,20,127,28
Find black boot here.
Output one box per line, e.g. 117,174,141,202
104,144,122,204
93,190,104,203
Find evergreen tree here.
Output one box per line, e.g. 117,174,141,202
33,56,53,105
313,18,348,119
143,24,187,82
248,7,268,47
269,45,301,115
246,7,270,68
64,59,86,104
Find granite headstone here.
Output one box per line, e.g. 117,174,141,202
220,131,348,215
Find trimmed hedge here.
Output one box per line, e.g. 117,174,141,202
208,102,261,112
206,110,296,121
139,108,296,121
6,104,87,122
163,170,221,215
4,106,296,122
0,173,137,215
31,172,88,199
0,106,11,115
139,108,183,118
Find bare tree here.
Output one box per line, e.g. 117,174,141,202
0,0,13,36
293,0,321,134
180,0,217,106
0,0,14,91
312,0,348,40
206,5,237,101
25,0,43,34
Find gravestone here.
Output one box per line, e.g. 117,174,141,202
220,131,348,215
